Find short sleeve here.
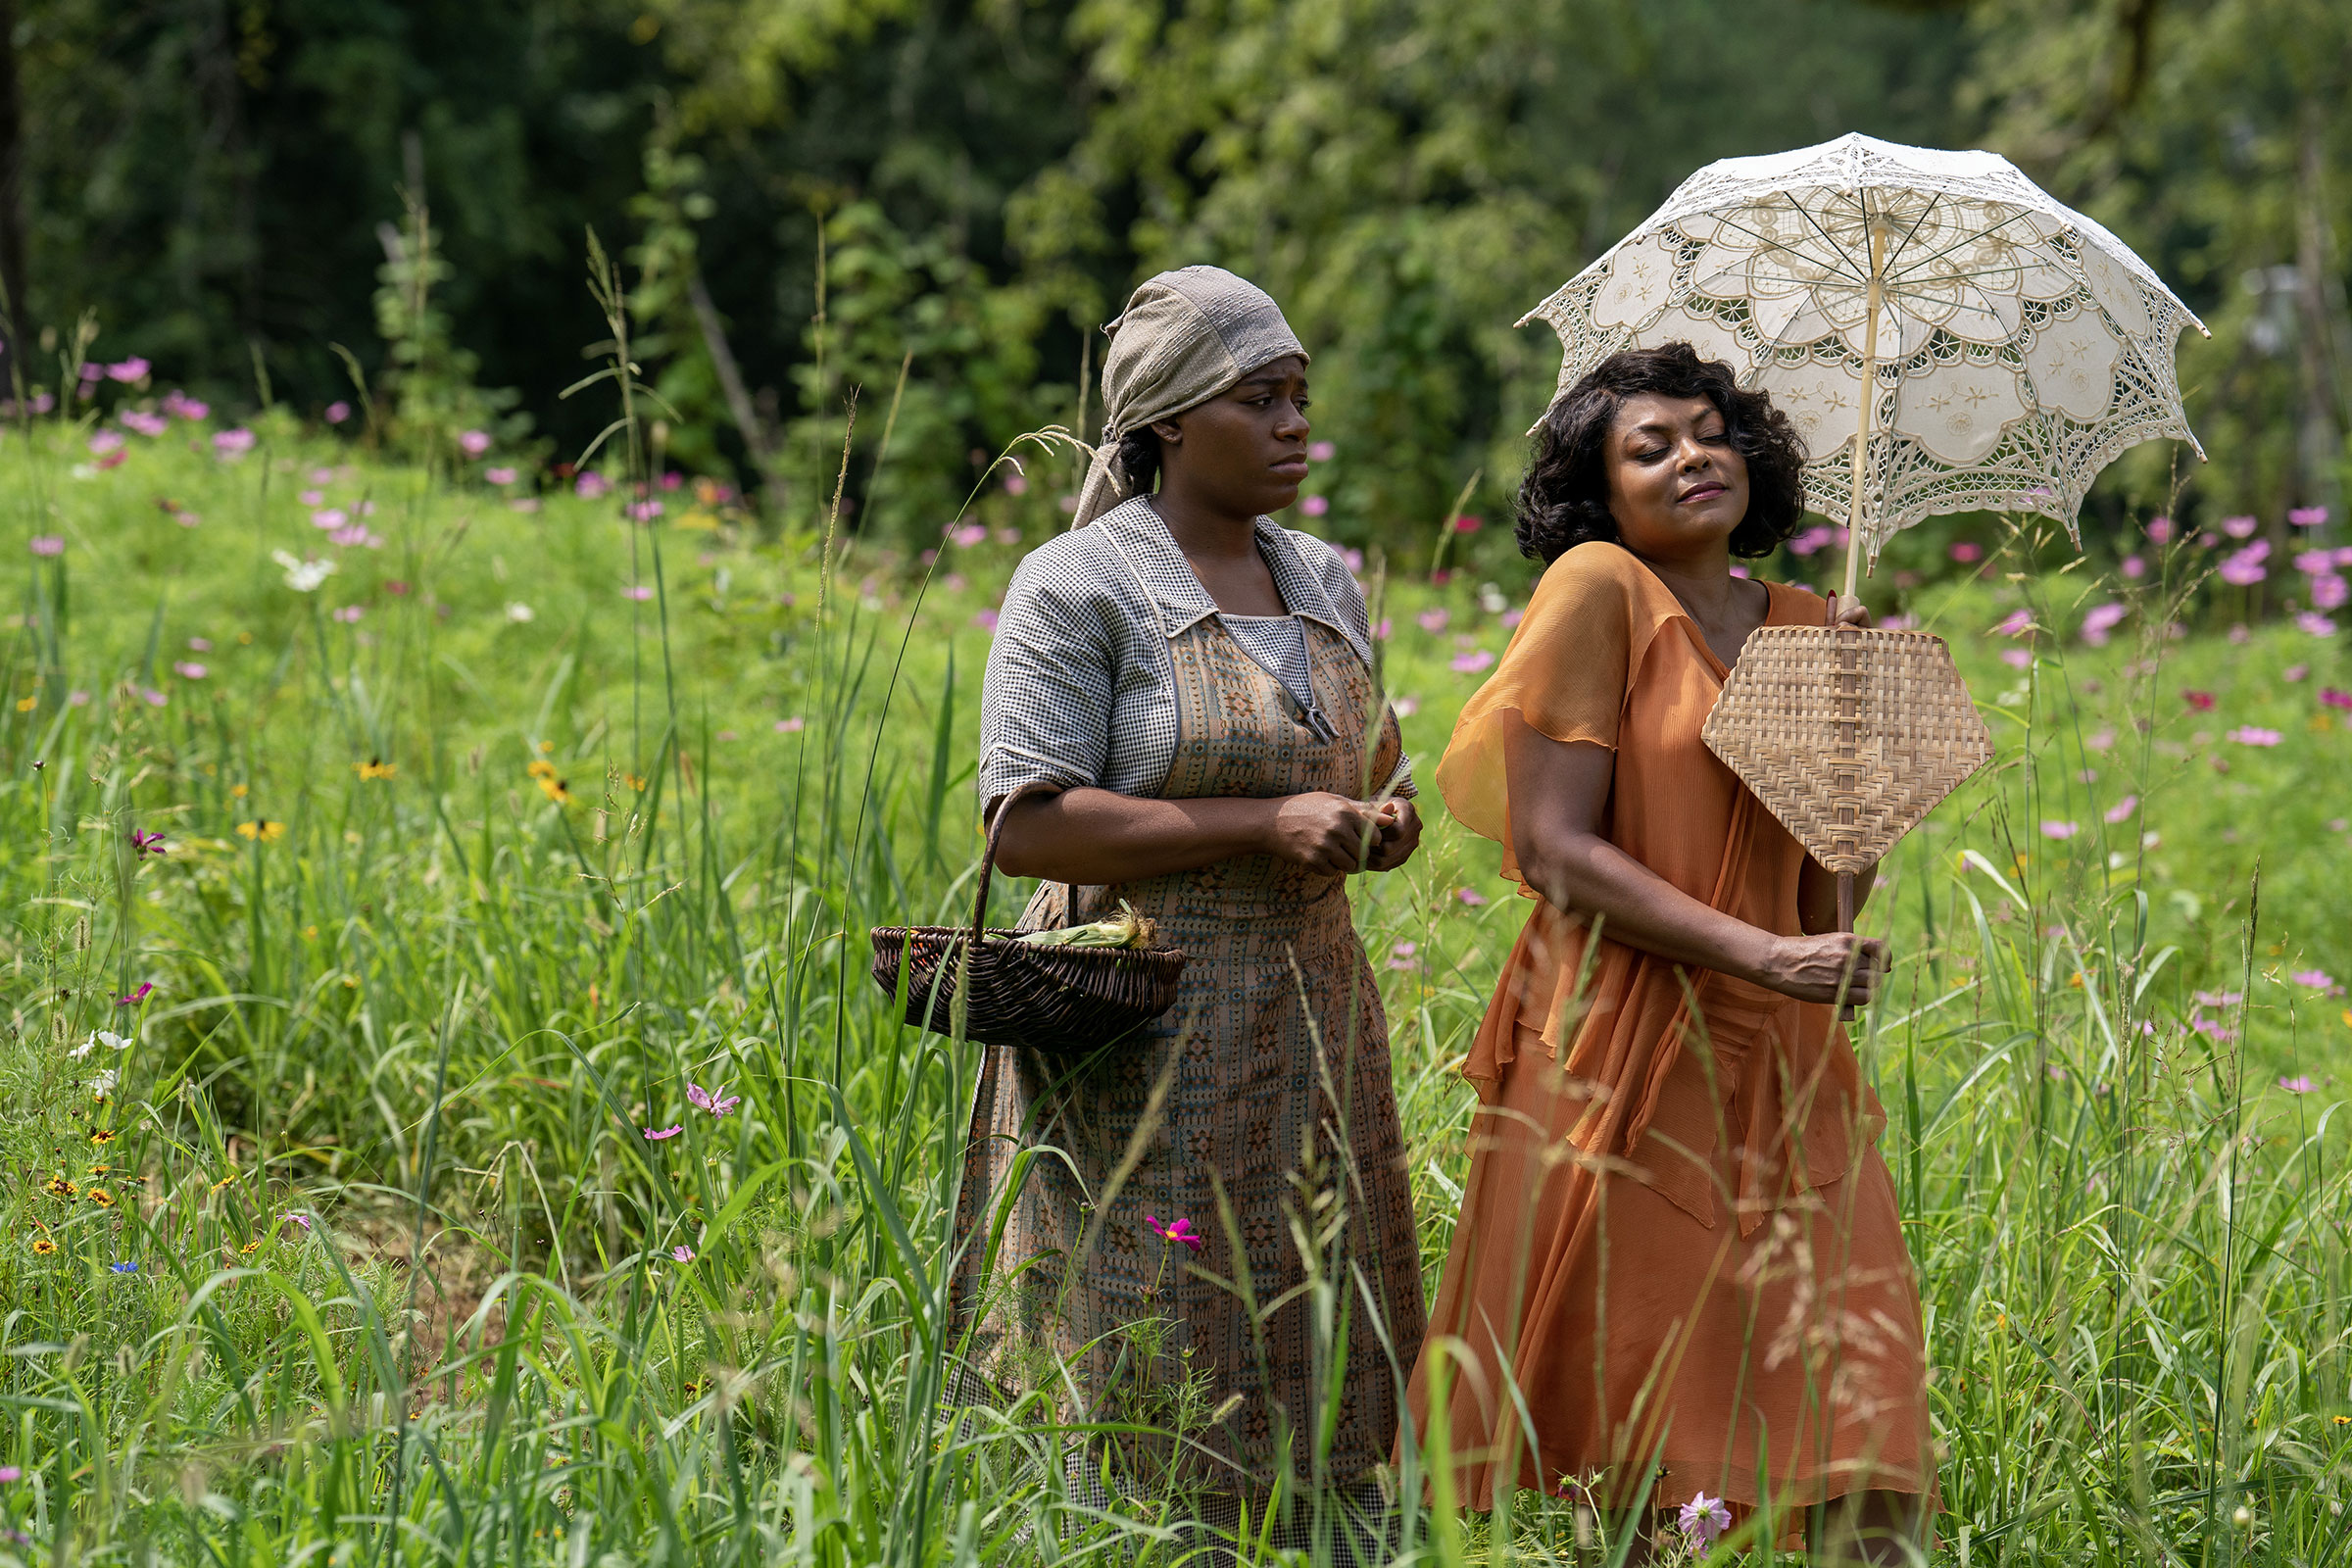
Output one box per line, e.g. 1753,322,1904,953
1433,543,1637,846
977,550,1117,812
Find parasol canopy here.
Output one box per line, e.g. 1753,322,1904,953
1522,131,2208,597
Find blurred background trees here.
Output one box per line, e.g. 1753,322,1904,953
4,0,2345,553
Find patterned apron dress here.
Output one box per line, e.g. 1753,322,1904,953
952,610,1427,1506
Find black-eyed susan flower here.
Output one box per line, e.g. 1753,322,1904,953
30,1237,56,1256
537,774,571,805
86,1188,116,1208
239,1239,261,1254
43,1175,76,1200
89,1129,117,1147
211,1171,237,1192
356,758,396,780
526,760,557,781
2335,1415,2350,1428
230,782,249,798
237,818,285,842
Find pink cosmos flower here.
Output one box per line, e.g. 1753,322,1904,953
1393,695,1418,717
1787,523,1839,557
1300,495,1330,516
2103,795,2137,823
2223,514,2259,539
1679,1493,1732,1546
774,716,805,733
1341,547,1364,573
671,1245,695,1262
1949,541,1984,563
2219,546,2269,586
0,1466,19,1484
2298,612,2338,636
2080,602,2128,646
122,411,169,437
311,508,347,531
1995,608,2034,637
1373,617,1392,640
324,401,351,424
642,1125,683,1141
173,662,206,679
2280,1075,2316,1094
163,391,208,420
213,428,256,458
2228,726,2281,747
1417,608,1449,634
1307,440,1335,462
2040,820,2079,840
2290,507,2328,527
107,357,151,383
87,430,124,456
1455,888,1489,906
1004,471,1028,496
949,522,986,549
1450,649,1495,674
458,430,491,458
686,1081,741,1117
486,466,518,486
2291,970,2336,990
28,535,63,557
287,1211,313,1231
2086,726,2116,752
2296,550,2333,576
2311,574,2347,610
332,606,364,623
1728,564,1749,579
140,688,169,707
627,501,663,522
116,982,154,1006
1386,941,1420,971
575,471,612,499
972,609,1000,632
624,585,655,602
1454,514,1483,534
1144,1213,1203,1252
131,829,167,858
2120,554,2145,579
2000,648,2032,669
1502,608,1525,627
2182,690,2215,711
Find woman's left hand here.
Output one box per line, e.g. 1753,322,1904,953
1824,593,1874,630
1366,797,1422,872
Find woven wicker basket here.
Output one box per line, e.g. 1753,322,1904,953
1702,623,1991,875
869,791,1187,1055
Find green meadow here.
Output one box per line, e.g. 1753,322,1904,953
4,403,2352,1565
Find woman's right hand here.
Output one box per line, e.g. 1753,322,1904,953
1757,931,1890,1006
1262,792,1385,874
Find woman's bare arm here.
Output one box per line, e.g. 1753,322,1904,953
1501,717,1888,1006
993,786,1407,883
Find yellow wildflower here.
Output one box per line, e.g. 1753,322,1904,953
230,782,249,798
89,1129,117,1147
15,695,34,711
240,1239,261,1255
536,774,571,805
526,760,558,781
236,819,286,842
87,1187,116,1208
211,1171,237,1192
356,758,396,781
31,1237,56,1255
44,1175,76,1200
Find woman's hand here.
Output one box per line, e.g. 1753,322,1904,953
1757,931,1890,1006
1823,593,1874,630
1366,798,1422,872
1263,792,1387,874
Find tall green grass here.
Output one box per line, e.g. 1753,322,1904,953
3,319,2352,1565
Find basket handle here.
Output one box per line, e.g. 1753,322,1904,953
972,783,1048,944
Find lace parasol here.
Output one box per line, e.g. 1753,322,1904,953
1522,132,2207,597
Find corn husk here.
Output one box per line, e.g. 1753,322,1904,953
1012,901,1156,950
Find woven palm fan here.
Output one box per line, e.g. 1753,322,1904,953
1522,134,2206,983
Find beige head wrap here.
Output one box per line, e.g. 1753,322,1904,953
1072,266,1308,527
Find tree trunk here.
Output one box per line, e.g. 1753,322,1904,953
2294,97,2346,524
0,0,30,388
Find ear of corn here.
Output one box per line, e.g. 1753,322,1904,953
1011,900,1156,950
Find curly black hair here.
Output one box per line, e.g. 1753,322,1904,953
1114,426,1161,494
1514,342,1810,564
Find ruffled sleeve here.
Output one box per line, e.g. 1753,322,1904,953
1434,543,1659,858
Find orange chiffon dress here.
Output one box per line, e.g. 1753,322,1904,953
1404,542,1935,1525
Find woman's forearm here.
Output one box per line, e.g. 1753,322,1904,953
993,787,1276,883
1521,832,1783,987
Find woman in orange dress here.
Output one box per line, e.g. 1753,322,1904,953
1405,344,1934,1562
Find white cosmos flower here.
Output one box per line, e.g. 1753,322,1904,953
506,602,535,623
69,1035,97,1059
271,550,337,592
104,1030,132,1050
88,1068,119,1097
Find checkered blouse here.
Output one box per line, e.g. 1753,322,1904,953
977,497,1410,809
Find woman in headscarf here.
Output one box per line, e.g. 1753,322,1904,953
1404,344,1934,1563
956,266,1428,1551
